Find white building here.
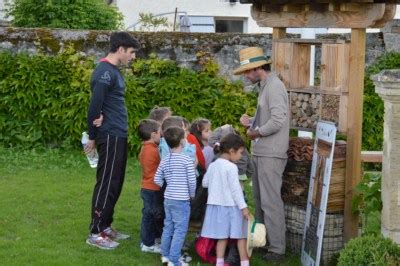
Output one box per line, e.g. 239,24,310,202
119,0,271,33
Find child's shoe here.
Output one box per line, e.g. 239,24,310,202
180,253,192,263
86,232,119,250
141,243,161,253
103,227,130,240
161,256,169,263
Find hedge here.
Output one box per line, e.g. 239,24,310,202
0,49,256,154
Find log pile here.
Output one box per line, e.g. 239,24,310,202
290,92,320,129
282,138,347,211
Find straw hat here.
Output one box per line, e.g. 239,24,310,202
233,47,272,75
247,214,267,257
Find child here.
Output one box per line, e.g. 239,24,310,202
184,118,206,172
201,133,250,266
137,119,162,253
190,118,213,169
209,124,255,187
154,126,197,266
159,116,197,164
149,106,172,124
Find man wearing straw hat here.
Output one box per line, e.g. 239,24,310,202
235,47,289,262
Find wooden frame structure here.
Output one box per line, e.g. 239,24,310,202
240,0,397,241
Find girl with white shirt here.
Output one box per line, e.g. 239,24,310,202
200,133,250,266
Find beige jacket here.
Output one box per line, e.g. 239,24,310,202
251,72,289,159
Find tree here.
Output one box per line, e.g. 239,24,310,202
6,0,123,30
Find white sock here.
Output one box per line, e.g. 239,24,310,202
241,260,250,266
216,258,224,266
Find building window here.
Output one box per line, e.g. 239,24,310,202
215,19,244,33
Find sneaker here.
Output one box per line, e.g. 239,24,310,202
141,243,161,253
86,232,119,250
180,253,192,263
168,261,188,266
161,256,169,263
103,227,130,240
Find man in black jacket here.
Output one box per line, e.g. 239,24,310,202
85,32,140,250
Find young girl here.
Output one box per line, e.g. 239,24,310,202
190,118,213,169
201,133,250,266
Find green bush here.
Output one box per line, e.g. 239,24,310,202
352,172,382,236
0,51,256,154
6,0,123,30
338,235,400,266
362,52,400,151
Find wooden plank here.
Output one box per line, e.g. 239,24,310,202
251,3,387,28
320,43,350,92
344,28,366,242
287,86,343,95
370,4,396,28
291,43,311,88
272,41,292,87
273,38,346,44
338,94,348,133
272,27,286,39
361,151,383,163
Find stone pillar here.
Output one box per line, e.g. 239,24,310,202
372,69,400,244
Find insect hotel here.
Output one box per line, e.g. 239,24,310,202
240,0,397,263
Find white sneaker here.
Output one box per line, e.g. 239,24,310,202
180,253,192,263
167,262,189,266
166,256,190,266
141,243,161,253
161,256,169,263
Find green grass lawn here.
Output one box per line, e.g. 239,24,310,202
0,147,300,265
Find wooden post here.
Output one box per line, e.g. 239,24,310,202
344,28,366,242
272,27,286,39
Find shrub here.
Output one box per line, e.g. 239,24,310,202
362,52,400,151
0,50,256,154
352,172,382,236
6,0,123,30
338,235,400,266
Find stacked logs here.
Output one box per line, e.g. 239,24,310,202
290,92,321,129
282,137,347,211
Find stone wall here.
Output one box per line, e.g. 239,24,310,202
0,22,399,81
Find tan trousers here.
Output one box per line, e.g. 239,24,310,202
252,156,287,254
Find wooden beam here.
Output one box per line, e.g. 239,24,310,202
251,3,389,28
361,151,383,163
344,28,366,242
272,27,286,39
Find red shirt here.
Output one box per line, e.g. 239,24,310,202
139,141,161,191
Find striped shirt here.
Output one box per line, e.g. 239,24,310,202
154,152,196,201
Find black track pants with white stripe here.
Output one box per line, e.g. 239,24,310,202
89,135,128,234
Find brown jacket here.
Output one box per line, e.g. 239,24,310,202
251,72,289,159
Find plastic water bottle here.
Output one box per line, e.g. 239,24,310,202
81,132,98,168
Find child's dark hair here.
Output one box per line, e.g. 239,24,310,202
164,126,185,149
109,32,141,53
214,133,245,154
138,119,160,141
149,106,171,123
161,116,183,133
190,118,211,148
